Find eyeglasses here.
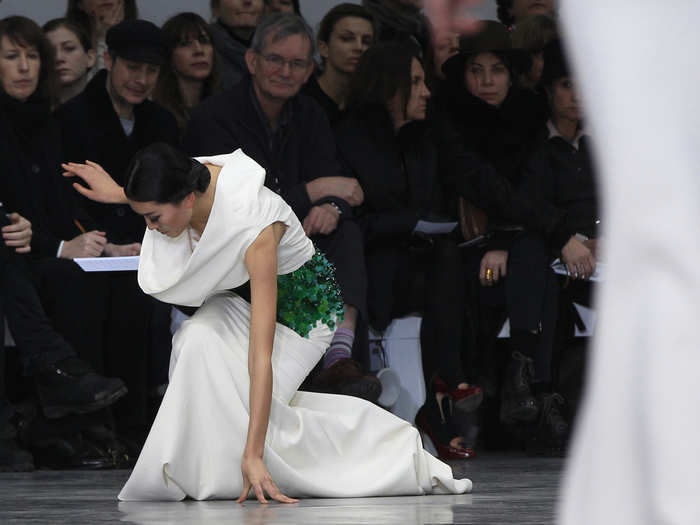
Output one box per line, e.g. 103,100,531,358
177,33,212,48
260,53,311,73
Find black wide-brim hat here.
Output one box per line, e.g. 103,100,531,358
106,20,168,66
442,20,531,80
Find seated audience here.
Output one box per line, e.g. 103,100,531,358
56,19,178,244
495,0,556,29
43,18,96,105
66,0,138,79
153,12,220,136
363,0,430,55
510,39,598,453
184,13,379,402
337,42,482,460
302,3,375,126
266,0,299,14
437,21,566,442
0,16,129,469
209,0,266,89
55,19,178,447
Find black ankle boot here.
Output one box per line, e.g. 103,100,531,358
500,351,538,424
35,357,128,419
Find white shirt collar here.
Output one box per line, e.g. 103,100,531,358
547,120,586,151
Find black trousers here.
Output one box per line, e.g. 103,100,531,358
468,233,560,384
0,246,74,431
312,219,367,321
31,258,159,442
370,238,468,389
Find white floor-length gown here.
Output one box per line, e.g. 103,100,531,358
558,2,700,523
118,150,471,501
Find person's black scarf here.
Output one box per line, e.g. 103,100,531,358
0,89,51,150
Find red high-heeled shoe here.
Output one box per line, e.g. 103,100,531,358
414,398,476,461
433,376,483,414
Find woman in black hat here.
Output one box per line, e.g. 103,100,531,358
436,20,565,439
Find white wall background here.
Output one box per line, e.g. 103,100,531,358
0,0,497,34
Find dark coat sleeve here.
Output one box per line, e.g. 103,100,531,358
519,145,574,250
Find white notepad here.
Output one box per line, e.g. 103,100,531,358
75,256,139,272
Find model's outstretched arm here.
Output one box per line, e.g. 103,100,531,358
62,161,128,204
238,222,297,505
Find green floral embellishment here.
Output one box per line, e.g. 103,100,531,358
277,249,344,338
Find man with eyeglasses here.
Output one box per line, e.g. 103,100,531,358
184,13,380,404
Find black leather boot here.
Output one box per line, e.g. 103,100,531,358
500,351,538,424
35,357,128,419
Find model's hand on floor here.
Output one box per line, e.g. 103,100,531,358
237,455,298,504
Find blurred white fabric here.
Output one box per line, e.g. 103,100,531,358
558,2,700,523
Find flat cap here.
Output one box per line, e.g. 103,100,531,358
106,19,167,65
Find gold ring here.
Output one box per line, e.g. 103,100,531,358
485,268,493,280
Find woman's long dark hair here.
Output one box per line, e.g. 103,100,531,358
153,12,220,134
125,143,211,204
0,16,58,105
345,41,421,118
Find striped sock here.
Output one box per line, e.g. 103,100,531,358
323,327,355,369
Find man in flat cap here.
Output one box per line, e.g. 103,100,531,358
54,20,179,448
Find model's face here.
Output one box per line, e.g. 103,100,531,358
172,30,214,81
319,16,374,75
215,0,265,29
130,197,193,237
246,33,313,102
0,36,40,102
433,32,459,79
510,0,555,24
549,76,580,122
267,0,295,13
465,52,511,107
78,0,125,21
389,58,430,127
105,55,160,105
46,26,96,88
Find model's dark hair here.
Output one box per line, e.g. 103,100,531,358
153,12,220,134
0,16,58,105
495,0,515,27
65,0,138,43
125,143,211,204
43,17,93,52
346,41,421,118
318,3,375,44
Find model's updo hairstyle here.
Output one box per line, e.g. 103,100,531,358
124,142,210,204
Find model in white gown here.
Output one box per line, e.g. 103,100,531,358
117,150,472,501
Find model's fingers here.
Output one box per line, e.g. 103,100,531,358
264,480,298,504
253,483,268,504
236,480,251,504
